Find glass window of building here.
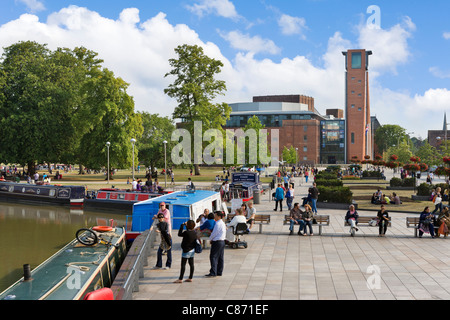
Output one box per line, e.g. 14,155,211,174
352,52,362,69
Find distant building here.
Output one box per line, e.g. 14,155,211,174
428,112,448,149
225,95,346,165
342,49,373,163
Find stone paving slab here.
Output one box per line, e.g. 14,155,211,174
133,176,450,301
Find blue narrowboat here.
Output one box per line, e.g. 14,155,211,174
0,181,85,207
126,190,227,241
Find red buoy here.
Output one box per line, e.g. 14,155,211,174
83,288,114,300
92,226,113,232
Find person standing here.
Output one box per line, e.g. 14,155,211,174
273,183,285,212
377,205,390,237
432,187,443,214
174,220,197,283
154,213,172,269
205,211,226,277
310,183,319,214
286,184,295,211
153,202,172,234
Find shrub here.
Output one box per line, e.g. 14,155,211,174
315,178,343,187
417,183,432,196
362,170,383,178
390,177,416,188
315,172,338,180
317,186,353,204
390,177,403,187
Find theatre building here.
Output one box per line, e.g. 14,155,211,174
225,95,347,165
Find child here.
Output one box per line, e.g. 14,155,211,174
174,220,197,283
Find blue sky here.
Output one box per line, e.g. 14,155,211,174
1,0,449,138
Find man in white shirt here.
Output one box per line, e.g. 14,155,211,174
206,211,226,277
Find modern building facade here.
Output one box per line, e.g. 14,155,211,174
225,95,347,165
342,49,373,163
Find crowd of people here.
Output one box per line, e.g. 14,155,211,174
150,200,258,283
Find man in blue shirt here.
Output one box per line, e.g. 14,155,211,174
205,211,226,277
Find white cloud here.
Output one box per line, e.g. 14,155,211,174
218,30,281,55
186,0,239,19
15,0,45,13
358,16,416,77
443,32,450,40
278,14,307,39
429,66,450,79
0,6,445,138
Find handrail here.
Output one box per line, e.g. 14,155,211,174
110,221,157,300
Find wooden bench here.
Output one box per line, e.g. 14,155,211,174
344,216,392,237
406,217,439,238
283,215,330,236
344,216,392,228
226,214,271,234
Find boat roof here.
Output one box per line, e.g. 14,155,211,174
133,190,219,207
0,228,125,300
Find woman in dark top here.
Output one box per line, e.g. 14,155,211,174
174,220,198,283
377,205,390,237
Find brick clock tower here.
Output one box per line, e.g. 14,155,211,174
342,49,373,164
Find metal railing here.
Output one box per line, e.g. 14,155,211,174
110,222,157,300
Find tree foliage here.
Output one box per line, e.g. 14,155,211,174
137,112,175,173
164,44,231,174
0,41,142,172
374,124,408,154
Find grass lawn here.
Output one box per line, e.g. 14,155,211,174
36,167,272,191
345,180,432,213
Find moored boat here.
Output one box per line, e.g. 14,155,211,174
84,188,171,213
0,226,126,300
125,189,228,242
0,181,85,207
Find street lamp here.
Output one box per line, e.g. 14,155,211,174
163,140,168,189
131,138,136,180
106,142,110,184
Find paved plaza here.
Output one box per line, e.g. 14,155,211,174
133,175,450,301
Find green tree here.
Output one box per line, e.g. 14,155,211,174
374,125,408,154
386,141,413,164
76,68,143,171
0,41,143,174
0,41,82,173
415,141,440,166
282,146,297,165
164,44,231,175
137,112,176,174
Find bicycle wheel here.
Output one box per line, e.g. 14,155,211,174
76,228,98,246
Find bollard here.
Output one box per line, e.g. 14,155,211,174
23,264,33,282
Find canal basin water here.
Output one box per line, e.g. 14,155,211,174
0,201,128,293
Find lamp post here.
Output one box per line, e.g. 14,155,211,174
163,140,168,189
106,142,110,184
131,138,136,180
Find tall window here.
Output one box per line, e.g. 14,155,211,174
352,52,362,69
351,133,355,144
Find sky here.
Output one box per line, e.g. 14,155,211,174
0,0,449,139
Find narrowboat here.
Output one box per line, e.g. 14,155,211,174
0,181,85,207
0,226,127,300
84,188,170,212
125,189,228,241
